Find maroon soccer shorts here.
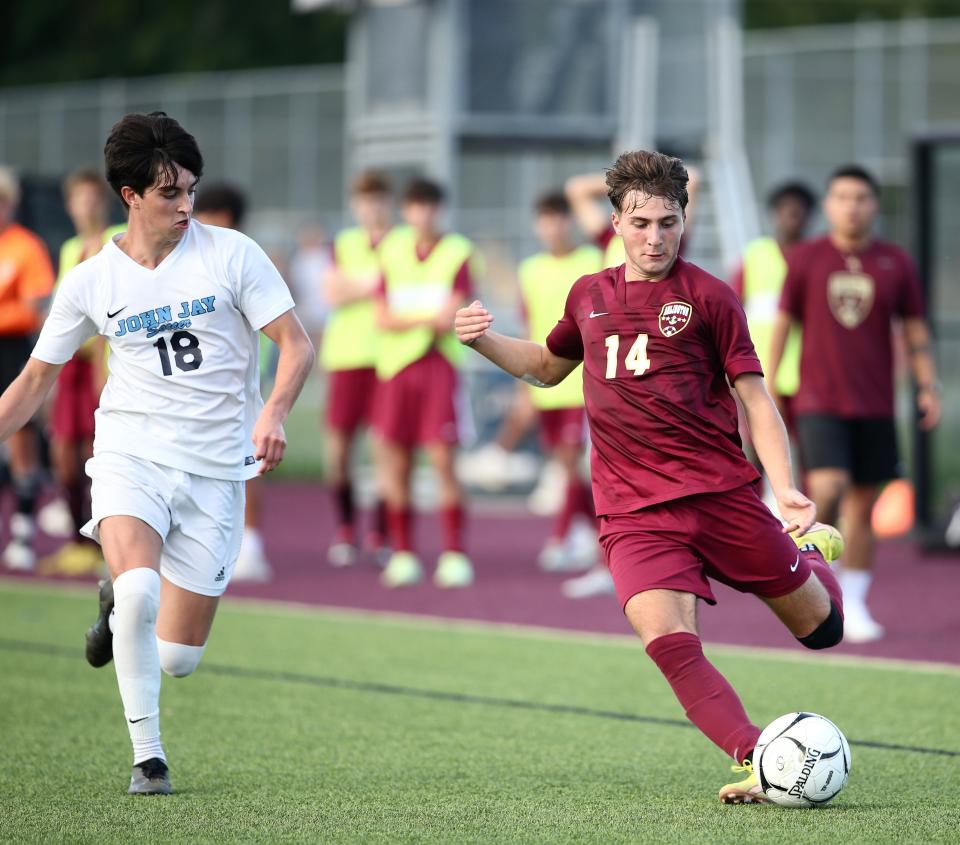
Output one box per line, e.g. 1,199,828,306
327,367,378,435
50,355,98,442
374,350,460,448
598,481,811,610
539,407,586,451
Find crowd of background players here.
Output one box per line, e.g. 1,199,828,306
0,156,937,643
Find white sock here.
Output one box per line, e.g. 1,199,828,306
240,526,263,557
111,568,165,765
837,568,872,608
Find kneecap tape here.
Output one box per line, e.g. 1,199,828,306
157,638,206,677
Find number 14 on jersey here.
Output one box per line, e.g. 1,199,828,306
605,333,651,378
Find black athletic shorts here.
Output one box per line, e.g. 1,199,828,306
0,336,33,393
795,413,901,486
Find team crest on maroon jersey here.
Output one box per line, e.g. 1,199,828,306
658,301,693,337
827,271,875,328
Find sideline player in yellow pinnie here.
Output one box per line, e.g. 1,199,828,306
518,191,600,572
322,170,394,567
374,178,480,588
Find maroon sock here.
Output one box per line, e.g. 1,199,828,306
573,480,595,519
373,499,388,538
331,482,355,535
387,506,413,552
66,480,88,535
552,480,580,539
440,504,464,553
803,550,844,620
646,632,761,762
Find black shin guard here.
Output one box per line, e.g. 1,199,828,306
797,602,844,650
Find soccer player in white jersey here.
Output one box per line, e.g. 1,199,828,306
0,112,315,794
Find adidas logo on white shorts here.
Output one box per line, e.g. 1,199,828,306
214,567,225,583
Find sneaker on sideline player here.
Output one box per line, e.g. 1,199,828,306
768,165,940,643
0,113,315,794
456,150,846,803
375,178,479,589
321,170,393,568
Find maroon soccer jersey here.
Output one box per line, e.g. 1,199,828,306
546,259,761,516
779,236,924,418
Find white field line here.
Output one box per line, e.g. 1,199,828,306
3,576,958,677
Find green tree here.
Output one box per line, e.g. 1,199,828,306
1,1,347,86
745,0,960,29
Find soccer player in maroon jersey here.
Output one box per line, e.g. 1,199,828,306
769,165,941,643
455,150,846,803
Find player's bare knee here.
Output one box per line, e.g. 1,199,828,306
157,638,206,677
796,602,843,650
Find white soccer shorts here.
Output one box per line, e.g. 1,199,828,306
81,451,245,597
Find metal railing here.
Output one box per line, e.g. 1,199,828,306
744,17,960,243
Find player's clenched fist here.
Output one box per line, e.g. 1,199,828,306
455,300,494,346
253,414,287,474
777,487,816,536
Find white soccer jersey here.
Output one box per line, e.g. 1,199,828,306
32,222,295,480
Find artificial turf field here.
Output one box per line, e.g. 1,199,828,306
2,579,958,844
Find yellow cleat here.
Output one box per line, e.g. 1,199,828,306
719,759,768,805
381,551,423,588
791,522,844,564
37,542,105,576
433,551,474,588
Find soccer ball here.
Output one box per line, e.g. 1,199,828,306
753,712,851,807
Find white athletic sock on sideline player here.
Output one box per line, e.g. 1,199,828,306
111,568,166,765
837,567,872,609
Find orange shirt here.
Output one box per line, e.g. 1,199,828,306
0,223,55,336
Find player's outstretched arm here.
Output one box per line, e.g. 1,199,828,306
0,358,62,443
455,301,580,387
734,372,815,536
255,309,316,474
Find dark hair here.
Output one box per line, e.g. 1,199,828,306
352,169,392,197
534,190,570,216
605,150,688,214
194,182,248,228
766,181,816,211
404,177,445,205
104,112,203,209
62,167,108,201
828,164,880,198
